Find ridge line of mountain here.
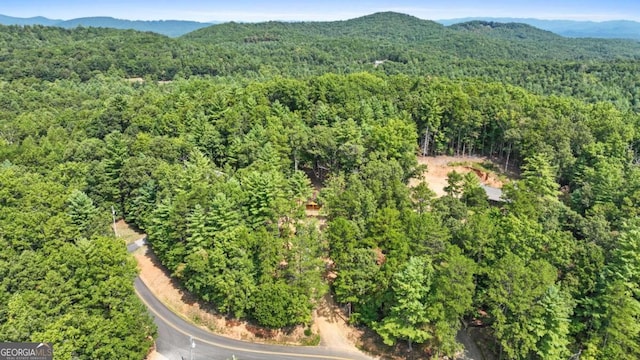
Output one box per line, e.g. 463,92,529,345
1,12,639,39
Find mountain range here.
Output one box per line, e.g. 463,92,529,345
0,14,213,37
1,13,640,39
438,17,640,40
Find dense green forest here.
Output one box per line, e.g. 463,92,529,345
1,11,640,360
438,17,640,40
6,13,640,40
2,12,640,111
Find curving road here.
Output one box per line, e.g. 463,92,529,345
129,239,374,360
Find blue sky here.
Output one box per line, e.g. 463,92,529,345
2,0,639,22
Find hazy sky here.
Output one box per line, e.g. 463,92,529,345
2,0,639,22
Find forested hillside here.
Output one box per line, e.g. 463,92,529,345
1,11,640,360
439,17,640,40
2,12,640,110
183,12,640,62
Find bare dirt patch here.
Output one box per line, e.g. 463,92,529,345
314,293,373,356
114,219,145,245
410,155,507,197
144,350,168,360
126,77,173,85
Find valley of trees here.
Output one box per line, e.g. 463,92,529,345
1,11,640,360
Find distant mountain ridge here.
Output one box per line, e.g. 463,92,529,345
439,17,640,40
2,13,640,39
1,10,640,88
0,14,61,26
449,21,563,42
184,12,448,43
0,14,213,37
183,12,640,63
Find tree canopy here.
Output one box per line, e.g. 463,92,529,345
1,13,640,359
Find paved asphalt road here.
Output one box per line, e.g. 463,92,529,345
129,239,374,360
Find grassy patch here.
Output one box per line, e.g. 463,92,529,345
115,220,145,244
301,334,321,346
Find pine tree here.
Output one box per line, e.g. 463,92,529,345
66,190,100,239
375,256,433,352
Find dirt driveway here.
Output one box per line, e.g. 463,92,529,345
410,155,505,197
